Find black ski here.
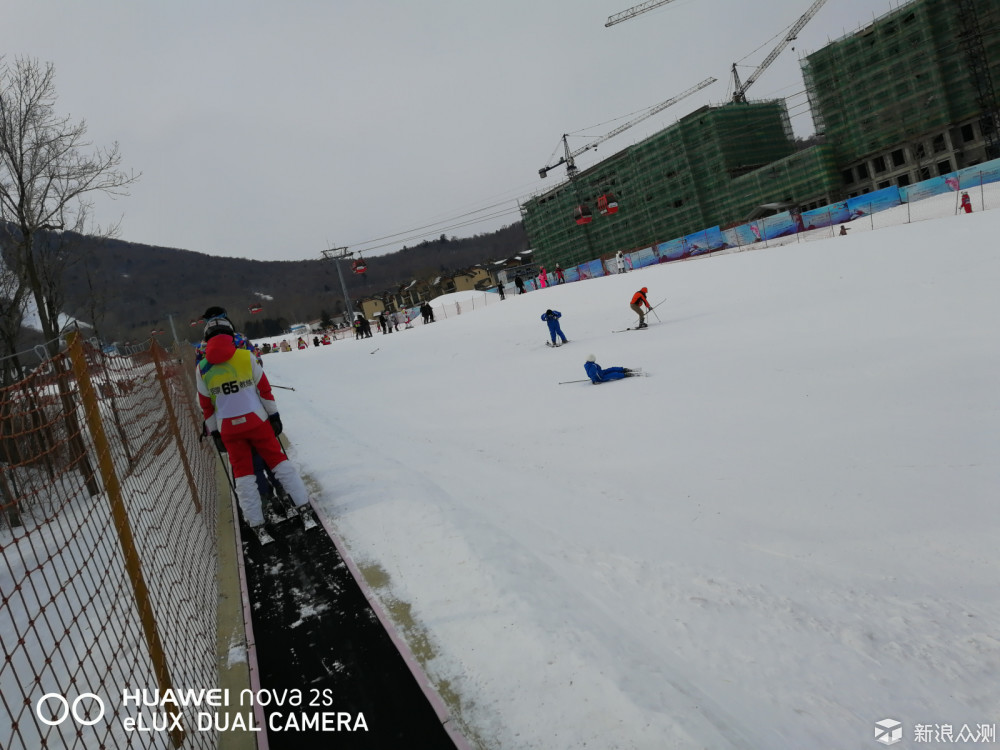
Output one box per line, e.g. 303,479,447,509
275,490,320,531
299,506,320,531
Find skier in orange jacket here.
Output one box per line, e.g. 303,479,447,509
630,287,651,329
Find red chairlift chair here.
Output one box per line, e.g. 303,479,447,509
597,193,619,215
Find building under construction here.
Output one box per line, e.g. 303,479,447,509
522,0,1000,270
522,101,841,269
803,0,1000,195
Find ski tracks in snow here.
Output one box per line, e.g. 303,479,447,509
283,414,760,749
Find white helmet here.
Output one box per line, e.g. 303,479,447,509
586,354,596,363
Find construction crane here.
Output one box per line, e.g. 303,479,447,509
731,0,828,103
538,77,717,179
605,0,678,28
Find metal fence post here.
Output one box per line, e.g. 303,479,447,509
151,340,202,514
66,332,185,748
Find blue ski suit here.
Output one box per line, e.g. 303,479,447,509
584,361,628,383
541,310,568,344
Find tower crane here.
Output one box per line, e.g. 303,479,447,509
538,77,717,179
605,0,679,28
731,0,828,103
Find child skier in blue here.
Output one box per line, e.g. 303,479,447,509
584,354,638,383
541,309,569,346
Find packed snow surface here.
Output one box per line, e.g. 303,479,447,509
260,210,999,749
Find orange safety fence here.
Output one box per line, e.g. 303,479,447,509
1,333,219,749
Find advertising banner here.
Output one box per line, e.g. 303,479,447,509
802,201,849,229
654,238,687,262
683,227,725,256
899,174,956,203
572,259,605,281
957,160,1000,187
759,211,800,240
845,186,901,218
721,223,760,247
901,158,1000,202
627,246,657,269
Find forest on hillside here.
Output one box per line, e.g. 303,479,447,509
17,222,529,345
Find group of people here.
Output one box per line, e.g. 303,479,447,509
536,265,566,288
512,264,566,295
353,316,373,339
198,277,654,542
344,305,431,339
538,287,653,383
255,333,334,353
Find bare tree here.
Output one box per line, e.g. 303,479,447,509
0,245,29,383
0,56,138,355
0,56,136,501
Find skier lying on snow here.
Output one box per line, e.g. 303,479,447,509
584,354,639,384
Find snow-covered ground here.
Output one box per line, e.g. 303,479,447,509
258,207,999,749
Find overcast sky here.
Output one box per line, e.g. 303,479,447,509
4,0,901,261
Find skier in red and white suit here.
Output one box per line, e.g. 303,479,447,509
197,316,312,536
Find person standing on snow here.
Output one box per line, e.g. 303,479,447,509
541,309,569,346
554,264,566,284
615,251,626,274
961,191,973,214
630,287,651,329
515,275,526,295
584,354,639,383
197,316,316,544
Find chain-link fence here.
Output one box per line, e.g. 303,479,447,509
1,333,218,750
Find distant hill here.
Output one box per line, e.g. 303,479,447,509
43,223,528,343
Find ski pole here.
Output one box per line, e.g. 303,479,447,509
649,306,662,322
272,384,296,391
558,378,592,385
210,437,238,495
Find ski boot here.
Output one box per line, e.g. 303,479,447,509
263,491,289,524
252,525,275,546
297,504,319,531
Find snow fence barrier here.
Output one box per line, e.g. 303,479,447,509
1,333,219,750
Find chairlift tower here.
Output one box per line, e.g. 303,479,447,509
321,246,356,320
